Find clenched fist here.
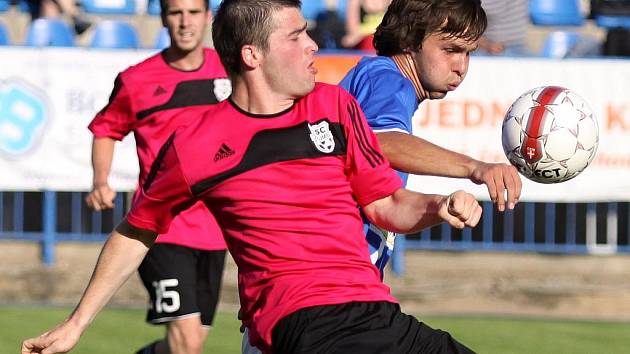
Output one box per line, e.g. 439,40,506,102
438,190,482,229
85,184,117,211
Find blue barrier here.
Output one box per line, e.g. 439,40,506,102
0,192,628,270
0,191,127,266
42,191,55,265
390,201,630,275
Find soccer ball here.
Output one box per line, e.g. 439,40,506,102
501,86,599,184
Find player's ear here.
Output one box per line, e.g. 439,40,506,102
241,45,261,70
402,45,417,54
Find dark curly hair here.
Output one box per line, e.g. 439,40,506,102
374,0,487,56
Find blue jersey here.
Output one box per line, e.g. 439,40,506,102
340,56,418,276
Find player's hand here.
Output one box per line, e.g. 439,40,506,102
85,184,116,211
438,190,482,229
21,319,82,354
469,162,521,212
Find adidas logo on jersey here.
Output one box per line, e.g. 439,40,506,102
153,86,167,96
214,143,235,161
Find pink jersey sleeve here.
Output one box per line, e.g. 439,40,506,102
342,94,402,206
126,134,197,234
88,73,136,140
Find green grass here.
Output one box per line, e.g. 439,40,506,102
422,315,630,354
5,306,241,353
5,306,630,353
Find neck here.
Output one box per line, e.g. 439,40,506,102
391,53,427,102
230,73,295,115
163,46,205,71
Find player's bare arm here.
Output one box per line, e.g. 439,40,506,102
376,131,522,211
21,220,157,354
363,188,482,234
85,137,117,211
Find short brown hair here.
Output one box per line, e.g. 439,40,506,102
374,0,487,56
212,0,302,75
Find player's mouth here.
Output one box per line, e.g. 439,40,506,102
178,31,195,40
308,61,318,75
447,82,460,91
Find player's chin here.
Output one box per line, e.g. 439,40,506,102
173,38,199,51
428,91,448,100
301,81,316,96
289,81,315,99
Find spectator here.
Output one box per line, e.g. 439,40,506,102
342,0,390,50
592,0,630,57
307,0,346,49
25,0,92,34
477,0,529,55
603,27,630,56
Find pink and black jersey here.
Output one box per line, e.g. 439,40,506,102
127,83,402,352
88,48,229,250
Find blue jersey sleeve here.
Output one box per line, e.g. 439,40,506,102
339,57,417,134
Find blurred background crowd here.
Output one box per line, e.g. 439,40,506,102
1,0,630,58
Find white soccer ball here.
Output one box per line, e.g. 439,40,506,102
501,86,599,184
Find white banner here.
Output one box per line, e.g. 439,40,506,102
0,49,629,201
0,47,150,191
407,57,630,202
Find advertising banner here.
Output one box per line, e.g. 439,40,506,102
0,48,149,191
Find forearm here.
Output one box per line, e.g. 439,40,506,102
91,137,116,187
364,189,482,233
377,132,477,179
67,221,156,330
345,0,360,34
364,189,446,234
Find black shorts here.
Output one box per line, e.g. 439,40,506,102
138,243,226,326
272,301,476,354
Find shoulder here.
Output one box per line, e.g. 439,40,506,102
168,102,231,176
361,56,409,86
342,56,412,93
202,48,228,77
313,82,353,98
121,51,164,78
115,52,166,89
350,56,397,77
304,83,363,126
171,102,227,147
308,82,358,108
204,48,221,63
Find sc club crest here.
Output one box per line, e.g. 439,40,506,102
308,120,335,153
213,78,232,102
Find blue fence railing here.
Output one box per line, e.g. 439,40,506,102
1,192,628,272
0,191,129,266
391,201,630,274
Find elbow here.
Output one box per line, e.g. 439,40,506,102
362,194,411,234
115,219,158,248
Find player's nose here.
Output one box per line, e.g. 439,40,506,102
452,54,468,77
